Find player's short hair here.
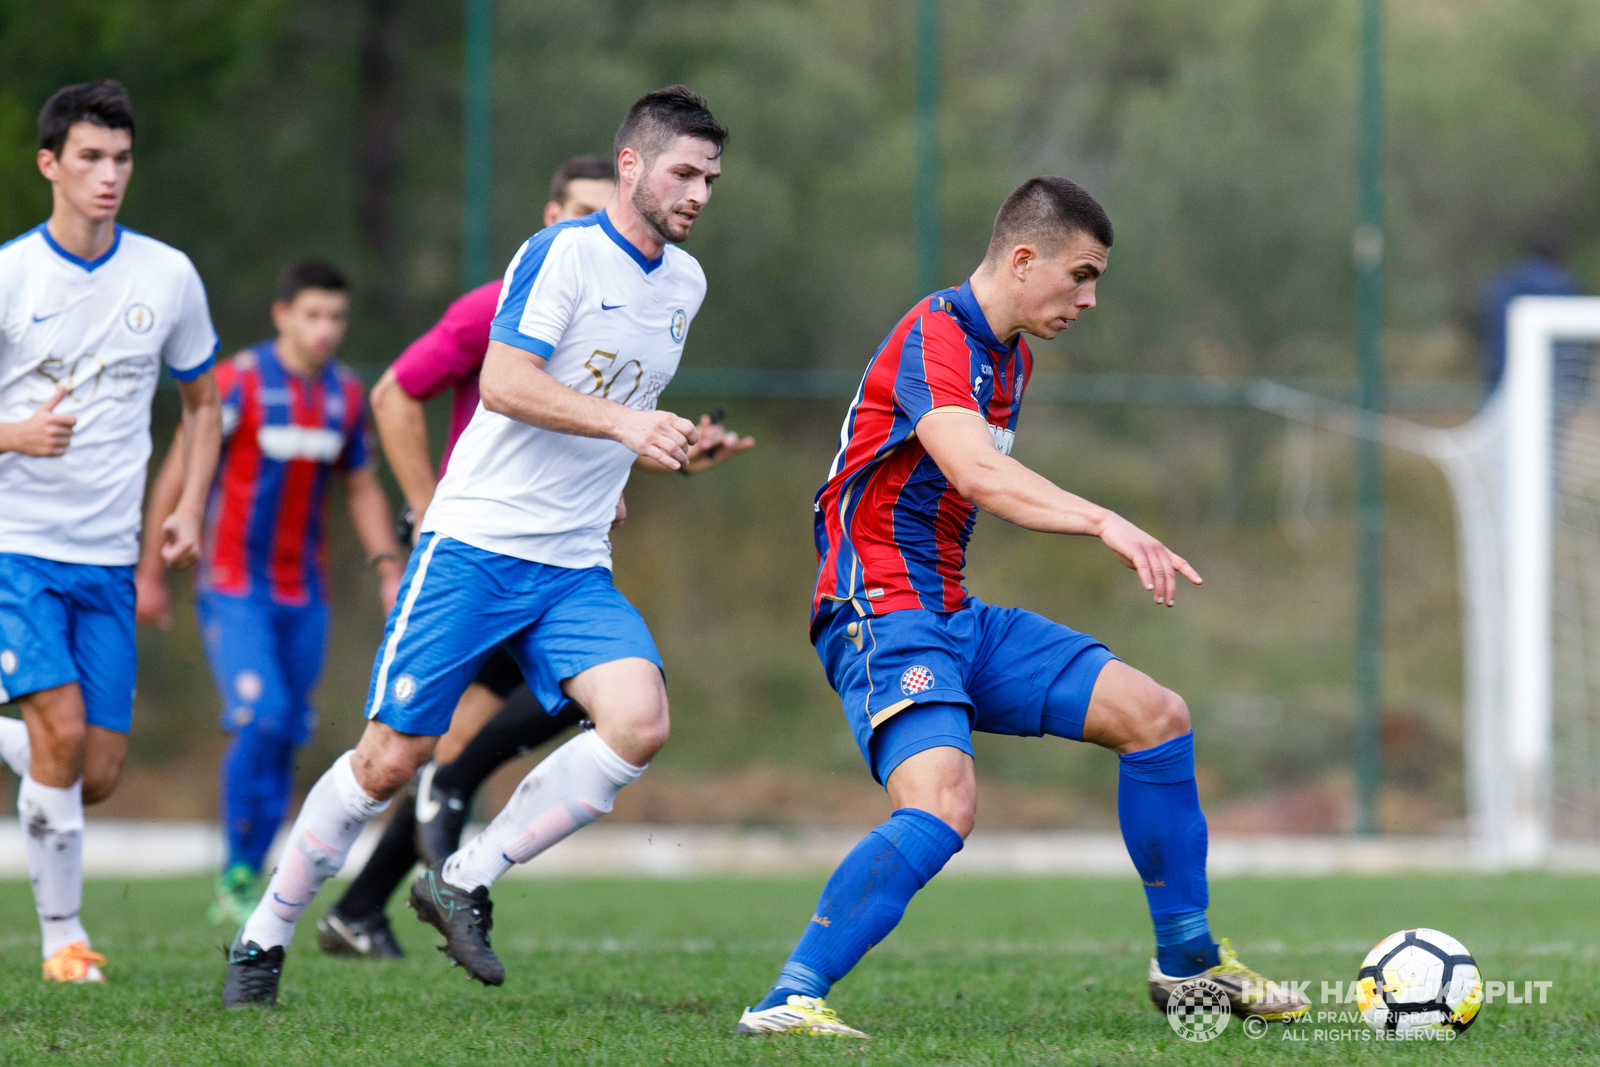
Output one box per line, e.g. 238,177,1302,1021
985,177,1114,262
275,260,348,304
549,154,616,206
613,85,727,168
38,80,135,157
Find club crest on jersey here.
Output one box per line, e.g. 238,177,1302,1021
670,308,687,343
124,303,155,334
900,665,935,696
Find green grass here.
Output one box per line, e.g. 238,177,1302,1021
0,873,1595,1064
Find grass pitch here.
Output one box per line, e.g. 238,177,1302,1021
0,872,1595,1064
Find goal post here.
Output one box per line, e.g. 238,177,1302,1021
1502,296,1600,865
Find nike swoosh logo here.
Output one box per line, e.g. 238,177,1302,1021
416,762,441,823
31,310,65,323
600,301,624,311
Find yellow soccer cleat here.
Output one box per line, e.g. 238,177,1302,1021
42,942,106,984
736,995,868,1038
1148,937,1309,1022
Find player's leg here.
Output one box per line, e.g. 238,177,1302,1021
224,534,510,1005
18,560,138,983
196,593,295,922
419,685,582,865
415,566,663,984
1035,630,1308,1019
739,707,968,1037
15,683,101,982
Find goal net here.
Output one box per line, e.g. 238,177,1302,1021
1256,295,1600,867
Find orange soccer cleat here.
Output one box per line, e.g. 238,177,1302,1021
42,942,106,984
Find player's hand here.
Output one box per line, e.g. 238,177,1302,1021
161,509,204,571
378,566,402,614
1096,512,1202,606
617,409,697,470
7,386,76,456
684,414,754,473
134,566,172,629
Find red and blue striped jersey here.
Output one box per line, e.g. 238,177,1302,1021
198,340,372,605
812,280,1031,630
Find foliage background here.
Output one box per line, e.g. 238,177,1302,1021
5,0,1600,829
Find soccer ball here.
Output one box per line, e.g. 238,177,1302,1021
1356,928,1483,1034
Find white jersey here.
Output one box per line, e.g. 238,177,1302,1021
0,224,218,565
422,210,706,570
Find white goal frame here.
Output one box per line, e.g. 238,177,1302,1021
1253,295,1600,867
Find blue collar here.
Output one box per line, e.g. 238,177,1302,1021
949,279,1012,354
598,208,664,274
40,222,123,272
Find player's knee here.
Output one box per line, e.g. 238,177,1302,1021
353,724,435,799
81,759,123,805
927,793,976,839
31,714,86,762
618,698,670,764
1144,688,1190,747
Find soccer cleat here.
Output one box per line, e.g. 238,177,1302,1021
41,942,106,984
317,908,406,959
413,762,470,867
407,865,504,986
222,934,284,1007
208,863,260,926
1147,937,1310,1022
735,996,868,1038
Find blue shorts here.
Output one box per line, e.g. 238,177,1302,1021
364,534,661,736
197,591,328,744
0,553,137,734
815,598,1117,784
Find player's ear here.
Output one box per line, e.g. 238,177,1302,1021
1011,244,1036,283
543,200,562,227
36,148,59,182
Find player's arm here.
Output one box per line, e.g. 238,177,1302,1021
165,370,223,571
917,410,1202,606
369,366,438,522
478,339,697,469
0,385,75,456
341,464,404,612
134,427,187,628
634,412,754,473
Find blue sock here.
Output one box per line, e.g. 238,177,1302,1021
754,808,963,1011
222,726,297,873
1117,732,1218,978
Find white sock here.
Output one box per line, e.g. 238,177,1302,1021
239,751,388,950
443,729,643,891
20,775,88,959
0,715,30,776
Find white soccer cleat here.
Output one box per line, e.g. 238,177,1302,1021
735,995,868,1038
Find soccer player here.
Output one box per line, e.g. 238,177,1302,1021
0,80,223,983
319,153,748,957
223,85,730,1006
734,178,1311,1037
136,261,404,926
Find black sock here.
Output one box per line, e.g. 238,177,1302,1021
333,787,418,918
431,687,583,796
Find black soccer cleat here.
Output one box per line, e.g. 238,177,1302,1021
223,934,285,1007
413,762,470,868
317,907,406,959
408,865,504,986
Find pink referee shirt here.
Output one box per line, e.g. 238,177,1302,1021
390,280,503,475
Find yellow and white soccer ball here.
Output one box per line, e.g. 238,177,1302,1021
1356,928,1483,1034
